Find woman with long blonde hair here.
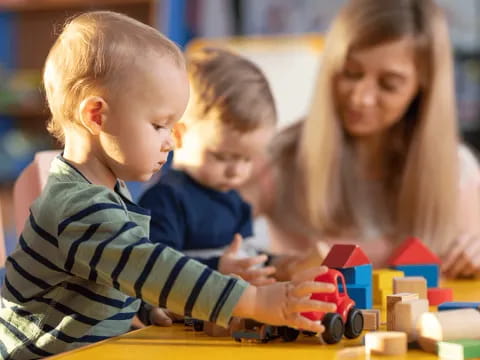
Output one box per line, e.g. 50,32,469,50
251,0,480,276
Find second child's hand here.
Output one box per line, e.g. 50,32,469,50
219,233,276,286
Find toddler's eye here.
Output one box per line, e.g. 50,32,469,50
152,124,164,131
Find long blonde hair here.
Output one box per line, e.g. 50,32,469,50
275,0,459,254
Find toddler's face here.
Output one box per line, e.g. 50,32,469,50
180,120,274,192
99,56,189,182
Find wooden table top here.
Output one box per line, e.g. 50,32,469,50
50,279,480,360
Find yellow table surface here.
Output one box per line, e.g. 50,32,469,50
50,280,480,360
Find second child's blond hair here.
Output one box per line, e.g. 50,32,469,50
184,47,276,132
44,11,184,144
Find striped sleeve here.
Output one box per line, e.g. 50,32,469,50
55,195,248,327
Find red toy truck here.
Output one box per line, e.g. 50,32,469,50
302,268,364,344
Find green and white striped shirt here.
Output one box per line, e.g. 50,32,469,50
0,156,248,359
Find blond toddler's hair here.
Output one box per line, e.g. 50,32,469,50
44,11,184,143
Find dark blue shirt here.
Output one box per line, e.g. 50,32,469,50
138,169,253,269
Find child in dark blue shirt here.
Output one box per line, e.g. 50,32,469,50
139,168,253,270
139,47,277,286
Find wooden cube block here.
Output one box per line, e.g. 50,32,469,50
360,309,380,331
438,302,480,312
374,288,387,306
438,339,480,360
427,288,453,306
418,336,438,353
340,264,373,285
373,269,404,292
393,299,429,341
364,331,407,356
394,264,439,288
387,293,419,330
393,276,427,299
417,309,480,342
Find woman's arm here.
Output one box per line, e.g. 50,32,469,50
442,146,480,278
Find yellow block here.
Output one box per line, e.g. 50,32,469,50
373,269,404,292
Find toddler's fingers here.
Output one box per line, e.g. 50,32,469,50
442,234,470,272
243,266,276,279
250,277,276,286
291,266,328,284
150,308,175,327
236,254,268,268
291,281,335,297
442,247,462,273
460,262,476,278
289,316,324,334
445,252,470,278
464,237,480,267
131,315,146,329
288,297,336,314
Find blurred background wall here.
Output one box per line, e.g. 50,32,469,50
0,0,478,251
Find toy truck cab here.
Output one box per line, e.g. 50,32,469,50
302,268,364,344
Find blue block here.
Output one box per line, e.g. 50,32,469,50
338,264,372,286
393,264,439,288
438,302,480,311
339,283,372,309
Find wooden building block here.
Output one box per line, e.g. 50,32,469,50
393,276,427,299
373,269,404,291
387,293,419,330
364,331,407,356
393,264,439,288
417,309,480,342
373,288,385,306
323,244,371,268
428,288,453,306
340,283,372,309
418,336,438,353
340,264,373,285
393,299,429,341
438,302,480,311
438,339,480,360
387,237,442,266
360,309,380,330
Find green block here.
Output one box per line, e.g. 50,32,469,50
438,339,480,360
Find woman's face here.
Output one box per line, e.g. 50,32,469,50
334,37,420,138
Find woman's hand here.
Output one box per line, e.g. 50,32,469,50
442,234,480,278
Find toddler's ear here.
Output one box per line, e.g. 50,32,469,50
172,122,187,149
79,96,109,135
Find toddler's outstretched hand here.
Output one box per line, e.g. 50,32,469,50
232,266,337,334
219,233,276,286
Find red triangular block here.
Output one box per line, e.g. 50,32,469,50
322,244,371,268
427,288,453,306
387,237,441,266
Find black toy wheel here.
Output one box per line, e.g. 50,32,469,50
192,319,204,331
278,326,300,342
321,313,344,344
344,307,364,339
